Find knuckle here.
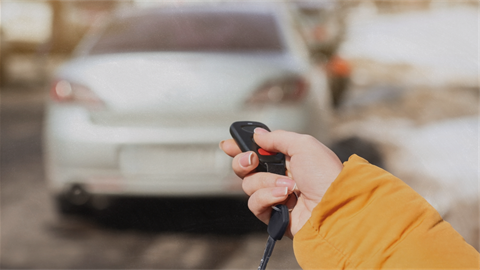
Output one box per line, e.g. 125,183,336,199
295,134,318,149
300,134,317,144
247,196,260,215
259,173,271,187
242,173,270,196
241,177,252,195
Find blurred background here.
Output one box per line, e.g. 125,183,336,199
1,0,478,269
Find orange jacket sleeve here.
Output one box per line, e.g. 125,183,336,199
293,155,479,269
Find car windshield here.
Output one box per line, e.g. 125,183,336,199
87,10,285,54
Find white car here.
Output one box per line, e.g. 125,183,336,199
44,3,332,214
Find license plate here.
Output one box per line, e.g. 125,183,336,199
120,145,218,175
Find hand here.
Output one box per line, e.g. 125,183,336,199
220,128,343,237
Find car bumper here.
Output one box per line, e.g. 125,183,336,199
44,103,318,197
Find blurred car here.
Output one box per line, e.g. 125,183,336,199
44,3,332,214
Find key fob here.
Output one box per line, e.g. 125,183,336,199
229,121,285,174
268,205,289,241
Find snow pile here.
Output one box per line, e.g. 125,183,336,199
340,5,478,87
394,117,478,210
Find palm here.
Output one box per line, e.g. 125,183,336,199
284,146,341,236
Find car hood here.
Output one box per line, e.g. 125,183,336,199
57,52,306,115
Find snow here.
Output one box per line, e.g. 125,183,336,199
334,4,478,246
395,117,478,209
340,5,479,87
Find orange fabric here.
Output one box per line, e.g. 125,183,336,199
293,155,479,269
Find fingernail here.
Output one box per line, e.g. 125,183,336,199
219,140,225,150
254,127,269,134
272,187,289,197
239,152,253,168
275,177,296,192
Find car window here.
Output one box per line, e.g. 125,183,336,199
87,10,285,54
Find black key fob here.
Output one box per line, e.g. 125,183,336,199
229,121,285,174
268,205,289,241
230,121,290,270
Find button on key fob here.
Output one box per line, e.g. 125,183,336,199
229,121,285,174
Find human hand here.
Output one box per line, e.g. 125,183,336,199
220,128,343,238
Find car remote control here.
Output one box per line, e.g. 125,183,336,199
229,121,290,270
229,121,285,174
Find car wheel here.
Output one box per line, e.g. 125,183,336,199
331,136,384,168
54,185,91,216
54,195,90,216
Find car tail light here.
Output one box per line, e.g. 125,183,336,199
50,80,104,107
247,77,309,105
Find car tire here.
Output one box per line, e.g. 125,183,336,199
331,136,384,168
54,194,90,216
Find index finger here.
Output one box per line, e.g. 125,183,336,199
220,138,242,157
253,129,314,157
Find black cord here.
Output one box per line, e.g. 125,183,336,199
258,236,276,270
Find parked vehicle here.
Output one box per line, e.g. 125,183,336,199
44,3,332,214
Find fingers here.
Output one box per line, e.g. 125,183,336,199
243,173,296,225
242,172,296,196
222,128,324,159
220,139,258,178
253,128,319,157
248,187,291,224
231,151,259,179
220,139,241,157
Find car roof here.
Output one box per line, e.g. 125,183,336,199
114,2,287,20
73,2,309,60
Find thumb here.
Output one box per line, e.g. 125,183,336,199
253,128,313,157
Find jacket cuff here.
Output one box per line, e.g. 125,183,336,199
293,154,436,268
